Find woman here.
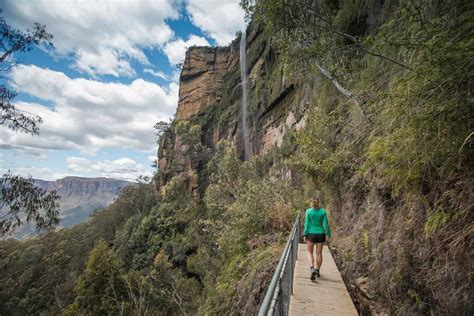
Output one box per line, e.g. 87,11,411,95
304,196,331,280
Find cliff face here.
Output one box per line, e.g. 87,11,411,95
176,46,238,120
158,24,309,192
45,177,130,199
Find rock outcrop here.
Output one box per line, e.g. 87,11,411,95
158,24,310,192
176,46,238,120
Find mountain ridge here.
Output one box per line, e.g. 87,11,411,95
11,176,134,239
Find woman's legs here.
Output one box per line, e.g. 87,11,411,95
314,242,324,270
306,240,315,268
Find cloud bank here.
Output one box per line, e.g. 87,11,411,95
0,65,178,155
3,0,178,76
3,0,247,75
163,35,210,65
186,0,246,45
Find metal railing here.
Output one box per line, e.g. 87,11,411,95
258,214,300,316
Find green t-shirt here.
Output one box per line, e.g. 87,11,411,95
304,207,331,237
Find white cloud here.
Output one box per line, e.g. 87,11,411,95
75,47,136,77
0,157,152,181
144,68,170,80
143,68,180,82
66,156,149,181
1,65,178,154
186,0,246,45
1,166,71,181
3,0,178,77
0,157,147,181
163,35,210,65
147,155,157,162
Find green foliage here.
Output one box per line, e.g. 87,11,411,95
363,229,369,255
199,245,278,315
154,120,170,142
65,241,163,316
246,0,473,313
205,141,296,249
174,120,201,144
3,1,472,315
171,119,209,168
64,241,127,315
293,78,358,187
0,172,60,236
424,209,455,237
285,0,474,199
1,12,53,134
198,141,298,313
0,180,158,315
0,15,60,238
111,173,202,314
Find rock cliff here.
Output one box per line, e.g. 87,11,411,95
158,24,309,192
176,46,238,120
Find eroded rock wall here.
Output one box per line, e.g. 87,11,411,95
176,46,238,120
158,24,309,192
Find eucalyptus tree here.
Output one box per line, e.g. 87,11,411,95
0,12,59,236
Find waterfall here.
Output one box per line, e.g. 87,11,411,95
240,30,252,160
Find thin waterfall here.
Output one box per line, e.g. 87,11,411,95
240,30,251,160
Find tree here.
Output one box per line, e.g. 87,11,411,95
0,172,59,236
153,120,170,142
64,240,163,315
0,12,58,236
64,241,128,315
241,0,411,103
0,11,53,134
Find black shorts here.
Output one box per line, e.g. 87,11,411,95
306,233,326,243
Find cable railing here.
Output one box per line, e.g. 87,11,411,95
258,214,300,316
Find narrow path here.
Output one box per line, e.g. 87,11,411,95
289,244,358,315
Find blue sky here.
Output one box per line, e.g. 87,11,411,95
0,0,246,181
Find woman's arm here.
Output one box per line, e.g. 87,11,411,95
323,211,331,238
304,209,310,236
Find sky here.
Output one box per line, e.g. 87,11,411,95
0,0,246,182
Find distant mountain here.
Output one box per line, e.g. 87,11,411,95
12,176,133,239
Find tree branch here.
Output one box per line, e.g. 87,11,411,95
315,63,360,105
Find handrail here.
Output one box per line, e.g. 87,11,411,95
258,214,300,316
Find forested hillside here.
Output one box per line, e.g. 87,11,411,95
0,1,472,315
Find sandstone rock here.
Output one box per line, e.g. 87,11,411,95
285,111,297,128
249,57,264,84
295,115,307,131
176,46,238,120
260,124,284,155
355,276,373,300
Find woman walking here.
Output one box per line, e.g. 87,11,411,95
304,196,331,280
